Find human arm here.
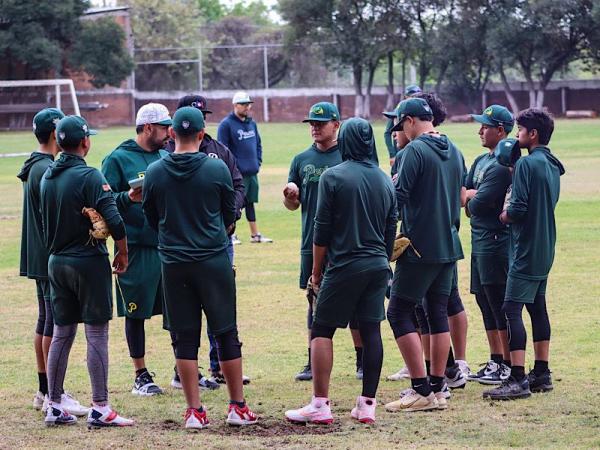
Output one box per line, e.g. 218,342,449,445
112,236,128,274
312,172,335,285
255,124,263,166
502,160,529,224
395,145,422,210
219,163,236,229
219,144,245,219
385,188,399,260
384,118,397,163
141,173,159,232
100,155,139,211
284,157,301,210
217,120,232,153
468,165,511,217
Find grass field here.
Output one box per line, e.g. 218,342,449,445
0,119,599,449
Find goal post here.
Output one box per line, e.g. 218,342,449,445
0,79,80,116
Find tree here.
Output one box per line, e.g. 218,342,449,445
70,17,134,88
0,0,89,79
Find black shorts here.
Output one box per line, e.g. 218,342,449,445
48,254,113,325
162,251,236,334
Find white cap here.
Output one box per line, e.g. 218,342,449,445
232,91,253,104
135,103,172,126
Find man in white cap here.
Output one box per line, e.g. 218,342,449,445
217,91,272,244
101,103,172,397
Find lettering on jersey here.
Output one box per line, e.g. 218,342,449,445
207,152,219,159
302,164,329,186
237,129,256,141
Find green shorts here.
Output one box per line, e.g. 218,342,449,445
242,174,259,204
470,254,508,294
161,251,236,334
391,259,455,303
115,246,163,319
36,279,51,300
505,275,547,304
48,254,113,325
299,253,312,289
314,264,389,328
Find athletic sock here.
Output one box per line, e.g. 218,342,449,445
511,365,525,381
533,360,549,376
411,377,431,397
229,400,246,408
355,346,363,370
503,359,512,368
425,360,431,377
38,372,48,395
429,375,445,393
135,368,147,377
491,354,503,364
446,347,455,368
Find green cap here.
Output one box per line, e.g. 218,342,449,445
405,84,422,97
56,116,97,148
471,105,514,132
494,138,521,167
32,108,65,135
390,98,433,132
383,101,402,119
172,106,205,135
302,102,340,122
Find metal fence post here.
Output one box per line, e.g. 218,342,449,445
263,45,269,122
197,46,203,92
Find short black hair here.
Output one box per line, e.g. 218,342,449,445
57,141,81,153
414,92,447,127
516,108,554,145
135,125,145,135
34,130,52,145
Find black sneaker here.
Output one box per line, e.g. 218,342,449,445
132,370,163,396
528,369,553,393
445,363,466,389
209,371,251,385
356,367,363,380
171,368,220,390
295,364,312,381
483,376,531,400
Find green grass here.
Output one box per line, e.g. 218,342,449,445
1,119,599,448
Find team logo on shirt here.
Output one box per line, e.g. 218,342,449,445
208,152,219,159
302,164,329,185
237,129,256,141
127,302,137,314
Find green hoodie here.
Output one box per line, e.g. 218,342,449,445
395,133,465,263
142,152,236,264
40,153,126,256
18,152,54,279
101,139,167,247
314,118,398,272
465,151,512,255
507,146,565,280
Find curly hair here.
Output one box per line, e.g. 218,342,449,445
414,92,447,127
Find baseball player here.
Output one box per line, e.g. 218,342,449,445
40,115,133,427
217,91,272,244
283,102,364,382
464,105,514,385
384,98,465,412
484,109,564,400
142,107,258,429
285,118,397,425
18,108,87,416
101,103,172,396
384,84,422,168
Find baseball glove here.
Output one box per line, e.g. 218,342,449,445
390,233,421,262
82,207,110,244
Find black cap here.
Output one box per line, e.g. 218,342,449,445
177,95,212,115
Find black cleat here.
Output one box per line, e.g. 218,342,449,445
483,376,531,400
295,365,312,381
528,370,553,393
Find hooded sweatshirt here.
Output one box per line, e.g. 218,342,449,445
101,139,167,247
18,152,54,279
217,112,262,175
465,151,512,255
164,133,245,218
142,152,236,264
395,133,465,263
507,146,565,280
40,153,125,257
313,118,397,272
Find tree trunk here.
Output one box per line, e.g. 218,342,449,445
401,55,406,96
364,63,378,119
536,88,545,109
353,65,364,117
498,64,520,113
386,51,395,110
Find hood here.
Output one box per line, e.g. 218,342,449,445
162,152,208,180
118,138,147,153
17,152,53,181
533,146,566,176
416,133,450,160
44,153,85,179
338,118,375,161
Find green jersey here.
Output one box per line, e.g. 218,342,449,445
40,153,126,257
507,146,564,280
101,139,167,247
395,134,465,263
465,152,512,255
18,152,54,279
142,152,236,264
288,143,342,255
384,118,397,158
